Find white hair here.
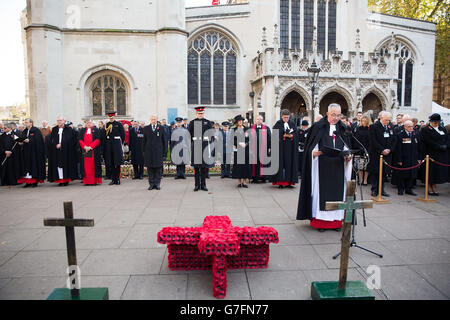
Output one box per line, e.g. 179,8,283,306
379,111,392,118
56,115,65,121
328,103,342,112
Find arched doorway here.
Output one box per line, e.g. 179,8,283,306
362,93,383,121
280,91,307,126
319,92,349,116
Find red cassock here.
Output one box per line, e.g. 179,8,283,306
79,129,102,185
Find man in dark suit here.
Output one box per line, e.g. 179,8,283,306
368,111,397,197
393,120,420,196
143,115,167,190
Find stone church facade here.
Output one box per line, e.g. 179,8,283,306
23,0,436,127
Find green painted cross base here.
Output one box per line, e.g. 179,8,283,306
311,281,375,300
47,288,109,300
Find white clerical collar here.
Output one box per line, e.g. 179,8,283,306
329,124,336,136
87,128,91,134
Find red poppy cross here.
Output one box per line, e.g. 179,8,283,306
157,216,279,298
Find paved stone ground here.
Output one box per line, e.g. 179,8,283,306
0,177,449,300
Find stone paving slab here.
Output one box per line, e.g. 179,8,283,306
0,179,449,300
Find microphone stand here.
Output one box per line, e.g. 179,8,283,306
332,129,383,259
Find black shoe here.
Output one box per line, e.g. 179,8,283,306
58,183,64,187
318,229,326,233
109,181,116,186
23,184,31,188
398,190,404,195
31,183,38,188
175,176,181,180
64,182,69,187
139,176,144,180
242,184,248,188
381,192,390,197
155,186,161,190
132,177,139,180
238,184,242,188
371,191,377,197
279,185,284,189
334,228,341,232
194,186,200,192
405,190,417,196
148,186,153,190
201,186,208,192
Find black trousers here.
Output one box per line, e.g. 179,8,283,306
194,167,207,187
111,165,121,183
371,172,386,193
148,167,162,187
221,164,231,177
398,177,413,193
133,164,144,178
176,165,186,178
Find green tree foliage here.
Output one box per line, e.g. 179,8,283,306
368,0,449,75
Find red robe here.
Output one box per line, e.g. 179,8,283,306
79,129,102,185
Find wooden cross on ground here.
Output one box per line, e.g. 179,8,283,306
44,201,94,298
311,180,375,300
325,181,373,290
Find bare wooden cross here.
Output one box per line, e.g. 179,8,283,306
325,181,373,290
43,201,94,298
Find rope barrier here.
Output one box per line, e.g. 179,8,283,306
430,158,450,167
383,159,425,171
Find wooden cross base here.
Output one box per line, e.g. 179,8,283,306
416,197,436,203
371,196,391,204
311,281,375,300
47,288,109,300
310,181,375,300
157,216,279,299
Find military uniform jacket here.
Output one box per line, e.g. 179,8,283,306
101,120,125,167
188,118,213,167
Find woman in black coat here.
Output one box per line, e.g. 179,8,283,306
419,114,449,195
354,115,371,185
232,115,251,188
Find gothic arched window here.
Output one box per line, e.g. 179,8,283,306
188,31,237,105
380,41,415,107
90,74,128,116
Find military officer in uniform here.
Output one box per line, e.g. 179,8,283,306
188,106,213,191
170,117,190,179
102,111,125,185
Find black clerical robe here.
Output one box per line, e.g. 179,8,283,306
18,126,46,184
271,120,299,186
0,132,22,185
297,117,352,229
47,126,79,183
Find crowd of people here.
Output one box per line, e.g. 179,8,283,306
0,107,449,200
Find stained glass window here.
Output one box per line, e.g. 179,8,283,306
188,52,198,104
187,30,237,105
90,75,127,116
280,0,289,56
317,0,326,57
226,53,236,105
201,53,211,105
381,40,415,107
405,61,413,107
304,0,314,54
214,53,224,105
291,0,300,50
328,0,337,52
